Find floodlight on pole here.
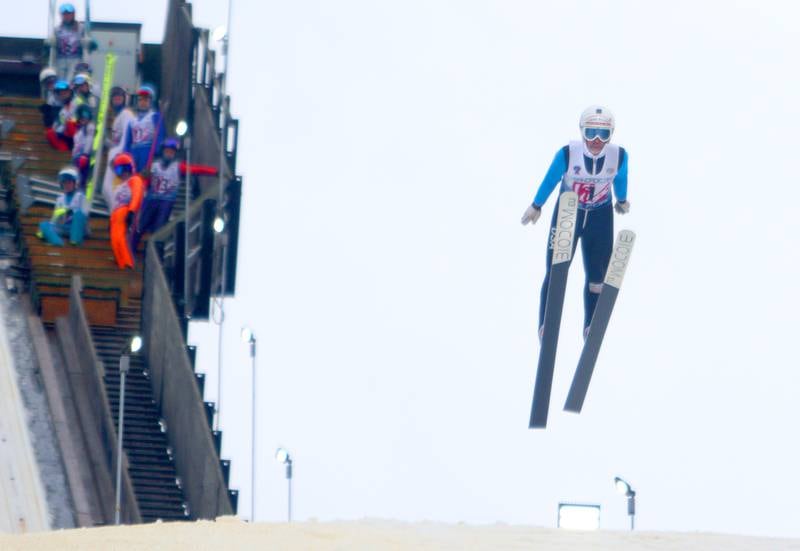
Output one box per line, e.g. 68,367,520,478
175,120,188,137
213,216,225,234
174,119,192,318
130,335,142,353
115,335,142,525
275,448,293,522
614,476,636,531
211,213,227,431
211,0,234,437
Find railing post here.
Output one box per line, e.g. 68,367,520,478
173,220,186,310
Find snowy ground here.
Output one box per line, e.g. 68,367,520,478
0,294,50,532
0,517,798,550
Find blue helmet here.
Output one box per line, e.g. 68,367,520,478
54,80,70,92
59,3,75,14
73,73,89,86
136,85,156,100
161,138,180,152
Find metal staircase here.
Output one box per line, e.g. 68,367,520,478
93,305,189,522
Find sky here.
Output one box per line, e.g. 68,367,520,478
4,0,800,538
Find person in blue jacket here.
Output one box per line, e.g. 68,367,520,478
122,85,164,176
521,106,630,339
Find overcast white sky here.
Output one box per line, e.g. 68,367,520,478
4,0,800,538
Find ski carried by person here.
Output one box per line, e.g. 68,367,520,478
527,191,577,428
84,52,117,209
564,229,635,413
521,105,631,429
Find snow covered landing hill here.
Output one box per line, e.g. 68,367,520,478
0,517,798,550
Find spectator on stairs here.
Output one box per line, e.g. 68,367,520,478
103,86,135,210
73,73,99,111
109,153,144,269
72,104,95,190
36,167,87,247
53,3,87,81
122,85,164,178
131,138,218,253
38,67,60,128
45,80,78,152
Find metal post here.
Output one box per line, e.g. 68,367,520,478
214,236,227,431
214,1,233,432
48,0,56,68
183,133,192,318
286,459,292,522
218,1,231,210
249,335,256,522
628,492,636,531
115,354,130,525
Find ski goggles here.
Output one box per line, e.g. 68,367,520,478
114,164,133,177
582,127,612,142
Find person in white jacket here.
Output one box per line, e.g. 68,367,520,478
102,86,135,209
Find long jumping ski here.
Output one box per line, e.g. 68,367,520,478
529,191,578,429
84,52,117,210
564,229,635,413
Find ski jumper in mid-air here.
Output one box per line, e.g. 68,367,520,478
521,106,630,338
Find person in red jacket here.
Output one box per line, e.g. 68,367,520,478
131,138,218,252
45,80,78,151
109,153,144,269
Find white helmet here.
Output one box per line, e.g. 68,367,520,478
58,166,79,182
580,105,614,131
39,67,57,83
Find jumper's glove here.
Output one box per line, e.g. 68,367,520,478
614,200,630,215
521,205,542,225
125,211,135,227
77,155,89,170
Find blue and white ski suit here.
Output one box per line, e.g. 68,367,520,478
532,141,629,330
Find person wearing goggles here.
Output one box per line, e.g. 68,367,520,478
109,153,144,269
521,106,630,340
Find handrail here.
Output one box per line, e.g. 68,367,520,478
157,9,242,315
67,275,141,525
142,243,234,519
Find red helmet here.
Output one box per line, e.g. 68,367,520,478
112,153,135,175
113,153,135,167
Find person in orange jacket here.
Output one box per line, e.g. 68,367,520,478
109,153,144,269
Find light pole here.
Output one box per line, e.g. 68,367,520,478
175,119,191,319
115,335,142,525
211,7,233,434
614,476,636,531
212,216,226,431
241,327,256,521
275,448,293,522
211,0,232,213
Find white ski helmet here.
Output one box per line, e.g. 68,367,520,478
39,67,57,83
58,166,79,182
579,105,615,134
